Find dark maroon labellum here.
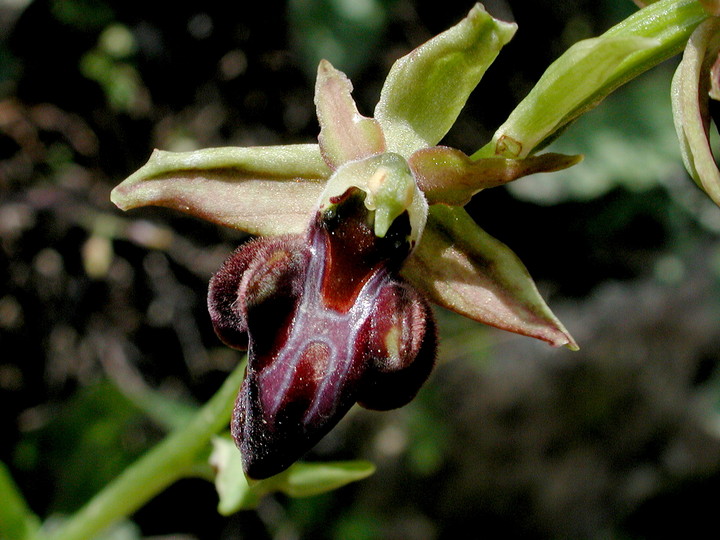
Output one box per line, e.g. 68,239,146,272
208,188,436,479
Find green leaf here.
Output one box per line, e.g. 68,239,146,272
0,461,40,540
671,17,720,205
375,3,516,157
93,520,143,540
403,205,578,349
111,145,331,236
210,437,375,514
37,381,151,512
315,60,386,168
270,460,376,498
475,0,708,159
408,146,582,205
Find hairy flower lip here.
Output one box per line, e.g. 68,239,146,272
208,234,308,352
215,188,436,479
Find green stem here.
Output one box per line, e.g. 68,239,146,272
42,359,247,540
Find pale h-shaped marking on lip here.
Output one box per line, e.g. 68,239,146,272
255,222,391,428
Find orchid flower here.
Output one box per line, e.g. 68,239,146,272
111,4,580,480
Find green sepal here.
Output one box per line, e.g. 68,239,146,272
375,3,516,157
409,146,582,205
210,437,375,514
111,145,331,236
402,205,578,349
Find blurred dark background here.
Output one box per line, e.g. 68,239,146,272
2,0,720,538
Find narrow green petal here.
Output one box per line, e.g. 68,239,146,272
111,145,330,236
671,18,720,205
403,205,578,349
409,146,582,205
475,0,707,159
315,60,386,168
375,4,516,156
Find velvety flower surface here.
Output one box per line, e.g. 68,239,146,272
209,189,435,479
112,4,580,479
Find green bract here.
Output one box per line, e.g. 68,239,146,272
210,437,375,513
474,0,708,159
